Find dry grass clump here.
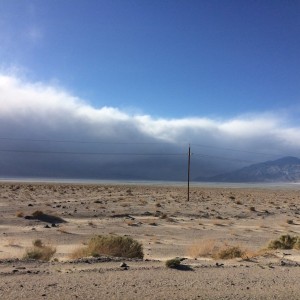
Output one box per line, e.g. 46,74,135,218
187,240,220,258
187,240,247,260
268,234,300,250
23,239,56,261
70,247,89,259
70,235,144,259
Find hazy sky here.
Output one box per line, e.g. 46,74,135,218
0,1,300,180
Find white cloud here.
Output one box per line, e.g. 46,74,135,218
0,72,299,146
0,72,300,179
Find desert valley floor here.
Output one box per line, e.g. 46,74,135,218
1,182,300,299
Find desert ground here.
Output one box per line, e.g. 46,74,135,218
1,181,300,299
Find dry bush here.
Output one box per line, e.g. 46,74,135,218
214,246,245,259
187,240,249,260
32,210,44,217
70,235,144,259
23,240,56,261
69,247,89,259
33,239,43,247
187,240,219,258
138,200,148,206
294,238,300,250
16,211,24,218
268,234,300,250
125,220,133,226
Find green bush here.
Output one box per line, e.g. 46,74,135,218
165,257,181,268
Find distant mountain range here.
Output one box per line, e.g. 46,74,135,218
196,156,300,183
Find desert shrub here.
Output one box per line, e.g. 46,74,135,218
293,237,300,250
24,240,56,261
268,234,300,250
70,235,143,259
187,240,247,260
160,213,168,219
16,211,24,218
214,246,245,259
187,240,219,258
69,247,89,259
33,239,43,247
165,257,181,269
32,210,44,217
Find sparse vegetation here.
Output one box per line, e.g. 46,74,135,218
160,213,168,219
165,257,181,268
214,246,245,259
268,234,300,250
23,239,56,261
187,240,247,260
126,188,133,195
187,240,218,258
16,211,24,218
33,239,43,247
32,210,44,217
70,235,143,259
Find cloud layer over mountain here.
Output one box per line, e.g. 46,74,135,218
1,72,300,180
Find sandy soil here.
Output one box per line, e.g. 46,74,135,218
1,182,300,299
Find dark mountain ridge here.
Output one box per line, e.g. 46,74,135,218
196,156,300,183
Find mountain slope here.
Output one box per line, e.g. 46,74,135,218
197,156,300,183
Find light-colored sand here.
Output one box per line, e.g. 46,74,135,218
1,182,300,299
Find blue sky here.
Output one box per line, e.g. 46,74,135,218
1,1,300,180
1,0,300,118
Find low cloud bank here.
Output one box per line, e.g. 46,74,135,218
0,73,299,180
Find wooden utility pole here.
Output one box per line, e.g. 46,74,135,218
187,144,191,201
